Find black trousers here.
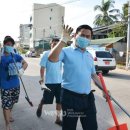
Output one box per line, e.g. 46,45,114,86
61,88,98,130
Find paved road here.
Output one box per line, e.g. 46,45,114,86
0,57,130,130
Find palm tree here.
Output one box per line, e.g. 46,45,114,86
108,2,128,37
94,0,120,27
121,2,128,22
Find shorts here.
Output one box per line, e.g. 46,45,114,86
41,83,61,104
1,87,20,109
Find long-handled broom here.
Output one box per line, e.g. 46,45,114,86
92,73,129,130
11,53,33,107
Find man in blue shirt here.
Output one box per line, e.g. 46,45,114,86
36,38,62,126
0,36,28,130
49,25,105,130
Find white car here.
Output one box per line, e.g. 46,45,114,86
25,50,37,57
87,50,116,74
31,50,37,57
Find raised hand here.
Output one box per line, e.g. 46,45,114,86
61,25,73,44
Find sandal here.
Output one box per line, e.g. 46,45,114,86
36,106,42,118
55,120,62,126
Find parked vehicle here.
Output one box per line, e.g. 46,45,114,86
31,50,37,57
25,51,31,57
87,49,116,74
25,50,37,57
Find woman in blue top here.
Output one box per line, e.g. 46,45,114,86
0,36,28,130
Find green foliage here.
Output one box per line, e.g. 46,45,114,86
94,1,128,38
122,2,128,21
18,48,28,54
108,2,128,38
108,23,127,37
94,0,120,26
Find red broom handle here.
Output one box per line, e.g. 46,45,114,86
98,73,119,126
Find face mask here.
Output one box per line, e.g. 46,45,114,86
76,36,91,49
4,46,14,53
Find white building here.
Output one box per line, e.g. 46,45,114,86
19,24,30,49
29,3,65,48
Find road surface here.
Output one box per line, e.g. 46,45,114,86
0,57,130,130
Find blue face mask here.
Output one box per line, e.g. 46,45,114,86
4,46,14,53
76,36,91,49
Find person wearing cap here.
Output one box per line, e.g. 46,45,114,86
48,25,109,130
36,38,62,126
0,36,28,130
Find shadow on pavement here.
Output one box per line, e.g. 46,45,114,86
103,73,130,81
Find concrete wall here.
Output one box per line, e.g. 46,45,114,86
19,24,30,48
113,42,127,64
30,3,65,48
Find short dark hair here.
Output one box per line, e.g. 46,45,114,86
4,35,12,39
3,36,15,46
50,38,59,44
76,24,93,36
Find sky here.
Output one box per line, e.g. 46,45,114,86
0,0,127,41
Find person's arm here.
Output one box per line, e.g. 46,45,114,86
92,73,111,99
18,59,28,76
49,42,65,62
15,54,28,76
21,59,28,70
39,51,47,84
91,73,103,90
39,67,45,84
48,25,73,62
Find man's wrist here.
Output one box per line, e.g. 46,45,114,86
60,37,68,44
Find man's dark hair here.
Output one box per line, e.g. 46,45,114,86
76,25,93,36
4,35,12,39
3,36,15,46
50,38,59,44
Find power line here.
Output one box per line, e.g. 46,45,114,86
34,0,80,11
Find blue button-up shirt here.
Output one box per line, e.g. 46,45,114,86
59,44,96,94
40,50,62,84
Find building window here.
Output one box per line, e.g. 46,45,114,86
51,8,53,12
30,33,32,38
30,16,32,22
62,16,64,24
50,26,51,29
50,17,52,20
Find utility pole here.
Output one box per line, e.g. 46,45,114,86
43,29,45,38
126,0,130,69
43,29,45,50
